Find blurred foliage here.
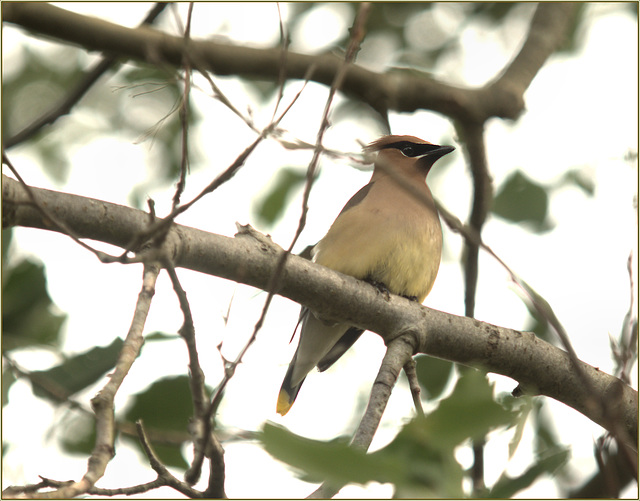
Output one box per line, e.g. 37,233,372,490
59,410,98,455
2,50,200,209
492,170,551,232
2,367,17,408
491,167,594,233
144,330,182,342
123,375,210,469
414,354,454,400
30,338,124,403
1,229,67,351
1,46,85,180
489,446,570,498
261,370,561,497
254,166,307,226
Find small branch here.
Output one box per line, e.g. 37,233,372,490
352,335,417,451
456,121,492,318
135,420,207,498
488,3,579,114
308,335,416,498
456,108,492,496
162,250,225,496
171,2,196,212
403,358,425,418
162,260,208,414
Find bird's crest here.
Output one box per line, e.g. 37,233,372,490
364,135,433,153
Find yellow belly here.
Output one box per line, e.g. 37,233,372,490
314,209,442,301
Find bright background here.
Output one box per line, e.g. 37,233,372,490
2,2,638,498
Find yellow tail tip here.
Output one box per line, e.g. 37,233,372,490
276,389,293,416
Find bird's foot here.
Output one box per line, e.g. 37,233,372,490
402,294,419,302
366,279,391,301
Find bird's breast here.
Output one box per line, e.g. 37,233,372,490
314,202,442,301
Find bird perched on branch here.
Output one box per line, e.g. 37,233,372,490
277,135,454,416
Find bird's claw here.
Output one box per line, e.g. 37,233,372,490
367,279,391,301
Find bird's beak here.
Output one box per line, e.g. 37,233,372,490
417,144,454,170
422,145,455,161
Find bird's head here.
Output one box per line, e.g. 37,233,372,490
365,135,454,179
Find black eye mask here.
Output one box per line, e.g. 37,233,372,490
380,141,442,158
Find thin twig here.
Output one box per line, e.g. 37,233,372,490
190,5,372,493
135,420,207,498
172,2,195,211
403,359,425,418
163,261,207,415
162,257,226,494
270,3,291,124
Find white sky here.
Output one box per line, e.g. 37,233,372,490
2,2,638,498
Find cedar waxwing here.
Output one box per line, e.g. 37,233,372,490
277,135,454,415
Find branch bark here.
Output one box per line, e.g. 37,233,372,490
3,174,637,447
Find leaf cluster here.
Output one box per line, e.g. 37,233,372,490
262,369,570,497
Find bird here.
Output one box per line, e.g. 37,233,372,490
276,134,454,416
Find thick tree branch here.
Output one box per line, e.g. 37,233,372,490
2,2,577,123
3,174,637,447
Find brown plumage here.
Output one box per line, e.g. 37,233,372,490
277,135,454,415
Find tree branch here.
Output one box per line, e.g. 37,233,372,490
2,2,577,123
3,174,637,447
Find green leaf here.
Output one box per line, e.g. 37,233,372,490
418,370,517,449
30,338,124,402
144,331,180,342
2,257,67,350
492,170,551,231
262,423,435,492
59,411,96,455
123,376,204,469
488,447,570,498
414,355,454,400
374,420,465,497
262,423,393,486
254,167,307,226
2,228,13,265
2,368,17,407
497,393,533,459
263,370,517,497
531,399,562,456
559,168,595,196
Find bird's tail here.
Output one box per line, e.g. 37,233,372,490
316,327,364,372
276,363,305,415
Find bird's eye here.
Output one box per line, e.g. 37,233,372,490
401,145,415,156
